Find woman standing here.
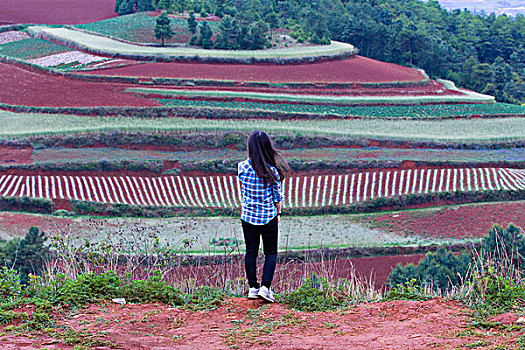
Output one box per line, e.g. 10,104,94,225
238,131,289,302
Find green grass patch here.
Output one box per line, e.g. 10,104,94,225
0,38,72,60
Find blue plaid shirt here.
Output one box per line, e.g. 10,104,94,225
238,159,283,225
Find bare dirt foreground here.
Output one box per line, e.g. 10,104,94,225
2,298,522,350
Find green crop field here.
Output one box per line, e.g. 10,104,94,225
154,99,523,118
0,38,73,60
28,26,357,59
76,12,219,44
1,110,524,143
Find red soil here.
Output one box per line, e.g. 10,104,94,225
0,0,116,25
0,212,86,238
366,201,525,239
2,298,522,349
0,63,160,107
0,146,33,164
87,56,426,83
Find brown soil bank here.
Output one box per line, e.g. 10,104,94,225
2,298,522,349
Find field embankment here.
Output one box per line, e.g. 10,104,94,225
29,26,357,63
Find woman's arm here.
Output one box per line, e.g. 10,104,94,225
275,201,282,223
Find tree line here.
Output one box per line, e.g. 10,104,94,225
119,0,524,103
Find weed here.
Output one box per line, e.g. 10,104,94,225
384,279,434,301
181,286,228,311
322,321,339,329
464,340,491,348
221,306,302,345
281,276,346,312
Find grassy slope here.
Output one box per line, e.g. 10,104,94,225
1,111,524,142
29,26,356,58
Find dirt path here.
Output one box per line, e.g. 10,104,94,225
2,298,522,349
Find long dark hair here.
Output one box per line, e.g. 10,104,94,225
247,131,290,185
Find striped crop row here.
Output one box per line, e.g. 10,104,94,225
0,168,524,208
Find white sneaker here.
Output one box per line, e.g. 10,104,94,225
257,286,275,303
248,287,260,299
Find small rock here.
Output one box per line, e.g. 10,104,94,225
516,317,525,324
112,298,126,305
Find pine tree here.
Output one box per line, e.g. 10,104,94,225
249,20,269,49
117,0,135,16
215,15,237,49
198,21,213,49
136,0,154,12
154,11,173,46
0,227,50,285
264,12,280,38
17,227,49,285
187,12,197,35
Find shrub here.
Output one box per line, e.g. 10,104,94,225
181,286,226,311
121,271,183,305
387,246,471,292
0,197,55,214
281,276,346,311
51,271,121,307
466,223,525,314
481,223,525,272
31,270,183,308
384,278,433,301
0,227,50,285
0,267,22,300
470,268,525,313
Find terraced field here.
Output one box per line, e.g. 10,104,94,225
24,147,525,165
0,63,159,107
29,26,357,61
363,201,525,239
0,11,523,253
87,55,424,83
1,168,523,208
2,111,524,143
155,99,519,117
76,12,220,44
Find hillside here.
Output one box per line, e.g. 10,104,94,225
1,3,525,350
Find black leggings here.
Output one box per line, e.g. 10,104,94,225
241,217,278,289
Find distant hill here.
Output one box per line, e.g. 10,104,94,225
437,0,525,16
